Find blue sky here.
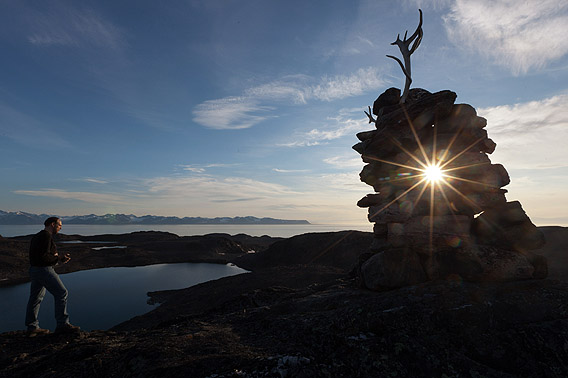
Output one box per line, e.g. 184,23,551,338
1,0,567,226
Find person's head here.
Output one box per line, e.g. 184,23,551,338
44,217,62,234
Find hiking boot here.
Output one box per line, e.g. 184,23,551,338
26,328,51,337
55,323,81,334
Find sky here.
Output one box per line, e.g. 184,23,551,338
1,0,567,227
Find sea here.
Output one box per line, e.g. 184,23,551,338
0,223,372,238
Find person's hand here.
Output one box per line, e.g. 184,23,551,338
60,253,71,264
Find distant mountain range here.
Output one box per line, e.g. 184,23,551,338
0,210,310,225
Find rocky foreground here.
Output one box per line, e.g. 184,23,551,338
1,227,567,377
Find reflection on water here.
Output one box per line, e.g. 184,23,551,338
0,263,248,332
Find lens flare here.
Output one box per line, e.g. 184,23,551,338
360,104,495,258
423,164,444,183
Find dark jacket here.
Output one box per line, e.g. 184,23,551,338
29,230,59,267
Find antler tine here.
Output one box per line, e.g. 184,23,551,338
387,8,423,104
364,106,376,124
406,9,423,45
409,27,423,54
386,55,409,79
391,34,401,45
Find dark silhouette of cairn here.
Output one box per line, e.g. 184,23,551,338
354,87,547,290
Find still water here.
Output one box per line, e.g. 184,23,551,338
0,223,371,238
0,263,247,333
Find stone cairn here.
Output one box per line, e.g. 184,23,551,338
353,87,547,290
352,10,547,290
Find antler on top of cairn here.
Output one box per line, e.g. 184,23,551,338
386,9,423,104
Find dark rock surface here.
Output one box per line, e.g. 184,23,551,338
355,87,548,287
1,228,567,377
0,231,283,287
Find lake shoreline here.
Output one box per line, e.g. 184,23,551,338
2,226,565,288
0,230,283,288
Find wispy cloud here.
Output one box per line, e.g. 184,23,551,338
210,197,264,203
0,102,71,149
180,166,205,173
324,156,364,169
27,5,125,50
14,189,123,204
192,97,275,130
317,172,370,192
480,94,568,169
193,67,385,130
442,0,568,74
273,168,310,173
145,175,298,199
308,67,385,102
81,178,108,184
405,0,453,11
279,108,368,147
178,163,240,173
14,170,370,224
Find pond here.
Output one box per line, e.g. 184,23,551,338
0,263,248,333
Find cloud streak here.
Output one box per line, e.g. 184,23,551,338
273,168,310,173
0,102,71,149
13,169,370,224
193,97,275,130
178,163,240,173
443,0,568,74
324,156,363,169
27,4,125,50
279,108,368,147
14,189,124,204
81,178,109,184
480,94,568,169
193,67,385,130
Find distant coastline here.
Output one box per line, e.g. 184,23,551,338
0,210,310,225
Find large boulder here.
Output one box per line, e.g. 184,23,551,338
474,245,536,281
360,248,427,289
387,215,472,248
472,201,546,251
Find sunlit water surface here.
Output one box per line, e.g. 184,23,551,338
0,223,371,238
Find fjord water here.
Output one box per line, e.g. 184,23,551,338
0,263,247,333
0,223,371,238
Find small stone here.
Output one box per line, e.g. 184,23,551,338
357,194,382,208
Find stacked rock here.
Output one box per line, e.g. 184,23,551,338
354,87,547,290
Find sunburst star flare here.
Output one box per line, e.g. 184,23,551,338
354,86,546,290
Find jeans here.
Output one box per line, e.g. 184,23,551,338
25,266,70,329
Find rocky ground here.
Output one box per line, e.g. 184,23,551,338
0,228,567,377
0,231,282,287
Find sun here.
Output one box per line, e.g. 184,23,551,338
423,164,444,183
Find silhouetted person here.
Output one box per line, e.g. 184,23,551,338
25,217,80,335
